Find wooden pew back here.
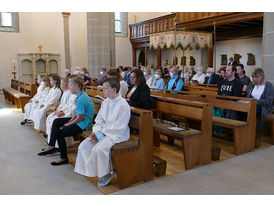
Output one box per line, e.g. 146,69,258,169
11,79,20,90
89,96,153,188
150,87,257,154
151,95,212,169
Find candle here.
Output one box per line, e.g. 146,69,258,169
12,59,16,71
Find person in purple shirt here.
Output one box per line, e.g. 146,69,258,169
97,68,107,86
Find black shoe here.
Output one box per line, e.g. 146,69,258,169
38,148,57,156
42,134,48,139
20,119,27,125
50,159,69,166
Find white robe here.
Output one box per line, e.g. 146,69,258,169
119,80,128,98
74,95,130,178
46,90,77,147
24,85,50,120
32,87,62,131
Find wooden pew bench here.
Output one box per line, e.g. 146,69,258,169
151,96,212,170
265,114,274,144
3,79,37,113
73,96,154,189
150,88,257,155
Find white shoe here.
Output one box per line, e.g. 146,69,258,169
98,173,113,187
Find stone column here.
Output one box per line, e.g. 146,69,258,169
262,12,274,85
87,12,115,77
201,48,209,71
62,12,71,71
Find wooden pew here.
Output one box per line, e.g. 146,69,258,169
73,92,154,189
151,96,212,170
150,88,257,155
184,82,218,93
3,79,37,112
265,114,274,144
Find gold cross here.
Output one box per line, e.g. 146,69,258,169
38,44,43,53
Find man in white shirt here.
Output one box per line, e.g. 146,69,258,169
74,78,131,187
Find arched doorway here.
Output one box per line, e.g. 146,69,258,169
138,50,146,67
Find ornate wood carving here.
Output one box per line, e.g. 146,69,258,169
221,54,227,65
181,56,186,66
247,53,255,65
189,56,196,66
234,54,242,64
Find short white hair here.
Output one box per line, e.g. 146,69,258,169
207,67,214,73
74,66,81,71
64,69,70,73
197,66,204,71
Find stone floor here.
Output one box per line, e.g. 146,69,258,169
1,96,274,195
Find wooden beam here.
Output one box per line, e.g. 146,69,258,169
177,12,263,30
157,49,161,68
132,47,136,67
216,26,263,41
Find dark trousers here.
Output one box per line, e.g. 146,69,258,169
49,117,83,159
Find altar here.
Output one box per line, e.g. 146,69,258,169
17,52,60,84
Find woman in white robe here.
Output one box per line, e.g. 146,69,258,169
32,75,62,132
46,78,77,147
74,78,131,187
21,75,51,125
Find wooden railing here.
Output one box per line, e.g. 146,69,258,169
176,12,229,24
129,12,263,43
129,13,176,42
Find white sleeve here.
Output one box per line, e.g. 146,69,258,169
44,89,61,108
92,101,106,133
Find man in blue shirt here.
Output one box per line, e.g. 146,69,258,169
165,66,184,93
38,75,94,166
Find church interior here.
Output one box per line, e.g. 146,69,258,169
1,3,274,202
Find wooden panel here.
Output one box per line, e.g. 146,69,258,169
152,100,203,120
207,98,251,112
213,117,248,128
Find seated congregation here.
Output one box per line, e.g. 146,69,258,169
16,62,274,189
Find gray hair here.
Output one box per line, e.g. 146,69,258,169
207,67,214,73
252,67,265,83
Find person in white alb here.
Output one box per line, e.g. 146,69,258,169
45,77,77,146
20,75,51,125
74,78,131,187
32,74,62,132
106,68,128,98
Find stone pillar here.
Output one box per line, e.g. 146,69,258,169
262,12,274,85
201,48,209,71
87,12,115,77
62,12,71,71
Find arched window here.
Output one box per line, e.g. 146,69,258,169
0,12,19,32
115,12,127,37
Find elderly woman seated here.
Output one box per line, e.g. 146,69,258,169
151,69,165,90
246,68,274,127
